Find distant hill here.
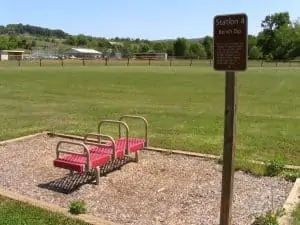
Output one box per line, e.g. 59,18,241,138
152,37,204,43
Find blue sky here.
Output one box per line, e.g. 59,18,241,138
1,0,299,40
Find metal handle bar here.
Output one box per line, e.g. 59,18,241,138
83,133,117,160
98,120,129,154
119,115,149,147
56,140,91,171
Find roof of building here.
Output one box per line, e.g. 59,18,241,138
65,48,102,54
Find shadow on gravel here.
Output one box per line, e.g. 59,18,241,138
38,156,134,194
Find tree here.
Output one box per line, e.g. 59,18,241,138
76,34,87,46
202,36,213,59
139,43,150,53
153,42,167,53
258,12,292,58
261,12,291,31
189,43,206,58
0,36,9,50
249,46,262,59
173,38,188,57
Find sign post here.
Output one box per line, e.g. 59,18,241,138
213,13,248,225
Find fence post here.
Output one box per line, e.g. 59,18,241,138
82,58,85,66
127,57,130,66
169,57,172,67
39,58,42,67
61,58,64,67
190,58,193,67
148,58,151,66
105,57,108,66
18,59,21,67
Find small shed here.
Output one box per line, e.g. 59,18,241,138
0,50,25,61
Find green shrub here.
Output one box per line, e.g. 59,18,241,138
68,200,87,215
264,160,284,177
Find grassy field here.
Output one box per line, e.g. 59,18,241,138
292,203,300,225
0,196,90,225
0,63,300,166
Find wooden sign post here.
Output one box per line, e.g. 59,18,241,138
213,13,248,225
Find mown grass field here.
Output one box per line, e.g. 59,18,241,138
1,61,300,165
0,196,90,225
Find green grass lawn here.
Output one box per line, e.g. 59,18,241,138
0,63,300,165
0,196,90,225
0,62,300,224
292,203,300,225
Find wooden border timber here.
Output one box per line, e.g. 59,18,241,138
0,187,118,225
46,132,300,171
0,131,47,145
278,178,300,225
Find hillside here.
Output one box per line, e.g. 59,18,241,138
0,12,299,61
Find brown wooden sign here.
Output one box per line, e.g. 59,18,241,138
213,13,248,71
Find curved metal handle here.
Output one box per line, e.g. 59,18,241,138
97,120,129,154
119,115,149,147
56,140,91,171
83,133,117,159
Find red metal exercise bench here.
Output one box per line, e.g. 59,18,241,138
53,115,148,185
53,132,123,185
97,115,149,162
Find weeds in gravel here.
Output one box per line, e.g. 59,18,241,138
252,208,285,225
69,200,87,215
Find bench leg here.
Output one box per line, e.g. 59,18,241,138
95,166,100,185
135,151,139,163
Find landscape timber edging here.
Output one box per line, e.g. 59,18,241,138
47,131,300,171
0,131,47,146
0,187,118,225
278,178,300,225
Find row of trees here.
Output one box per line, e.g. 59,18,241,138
0,12,299,60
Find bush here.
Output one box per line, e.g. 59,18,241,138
68,200,87,215
264,160,284,177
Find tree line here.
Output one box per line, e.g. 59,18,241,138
0,12,299,60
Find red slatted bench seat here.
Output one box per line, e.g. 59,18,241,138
53,133,119,184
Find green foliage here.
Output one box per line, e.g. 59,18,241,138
173,37,188,56
189,43,206,58
252,209,285,225
281,170,300,182
249,46,263,59
264,160,284,177
202,36,213,59
68,200,87,215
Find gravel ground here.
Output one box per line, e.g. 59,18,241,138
0,134,294,225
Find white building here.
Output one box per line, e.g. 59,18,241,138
63,48,102,59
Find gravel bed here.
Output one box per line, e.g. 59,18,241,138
0,134,293,225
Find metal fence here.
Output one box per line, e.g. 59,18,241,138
1,56,300,68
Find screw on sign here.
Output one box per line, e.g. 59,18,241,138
213,13,248,71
